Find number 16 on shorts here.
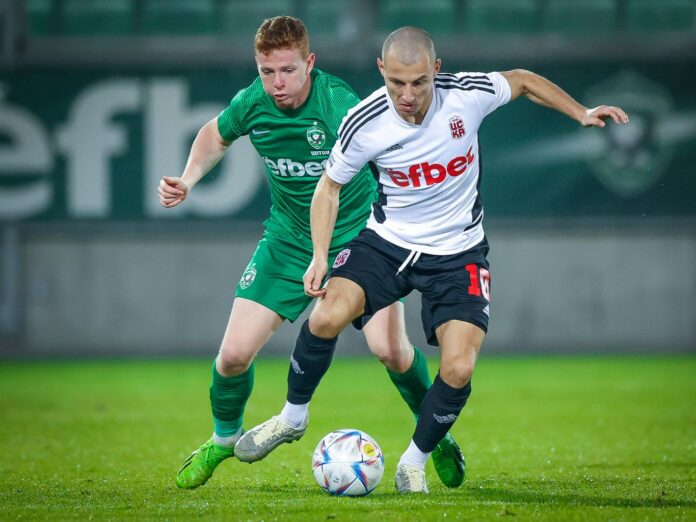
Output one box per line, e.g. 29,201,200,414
465,264,490,301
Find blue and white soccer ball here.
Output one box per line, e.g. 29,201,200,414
311,429,385,497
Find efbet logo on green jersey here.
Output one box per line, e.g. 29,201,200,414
263,157,327,177
306,122,326,150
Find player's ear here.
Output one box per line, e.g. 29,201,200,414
377,57,386,78
433,58,442,76
306,52,316,75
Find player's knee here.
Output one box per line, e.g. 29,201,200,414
440,361,474,388
308,307,347,339
307,313,341,338
369,338,412,373
216,348,253,377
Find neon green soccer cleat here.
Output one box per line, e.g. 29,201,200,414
175,439,236,489
431,433,466,488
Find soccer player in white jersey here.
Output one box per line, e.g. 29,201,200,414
236,26,629,493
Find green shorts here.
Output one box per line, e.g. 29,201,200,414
235,232,351,322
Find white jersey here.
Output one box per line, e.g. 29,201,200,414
326,71,511,255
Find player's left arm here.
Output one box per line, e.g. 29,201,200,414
501,69,629,128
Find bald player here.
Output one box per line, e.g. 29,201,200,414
236,26,629,494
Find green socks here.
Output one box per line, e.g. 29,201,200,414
210,360,254,437
209,347,429,437
386,347,432,418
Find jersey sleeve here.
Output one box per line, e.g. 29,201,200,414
325,135,368,185
216,89,249,142
458,71,511,119
325,115,371,185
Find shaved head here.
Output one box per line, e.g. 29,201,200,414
381,26,436,66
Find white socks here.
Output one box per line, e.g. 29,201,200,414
212,426,243,447
399,439,431,470
280,401,309,428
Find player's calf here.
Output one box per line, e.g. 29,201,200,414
413,374,472,453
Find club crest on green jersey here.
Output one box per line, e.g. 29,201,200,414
307,122,326,150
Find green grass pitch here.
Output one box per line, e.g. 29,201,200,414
0,356,694,521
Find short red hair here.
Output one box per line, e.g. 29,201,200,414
254,16,310,58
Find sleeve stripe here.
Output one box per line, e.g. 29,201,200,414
439,72,492,83
434,82,496,95
436,74,493,89
340,104,389,153
338,93,388,138
437,77,493,88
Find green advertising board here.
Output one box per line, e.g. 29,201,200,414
1,62,694,222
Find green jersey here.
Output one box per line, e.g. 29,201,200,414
217,69,376,250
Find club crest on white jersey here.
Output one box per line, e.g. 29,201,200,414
327,71,512,255
449,115,466,139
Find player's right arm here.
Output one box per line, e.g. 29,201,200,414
158,117,231,208
304,173,343,298
304,92,376,296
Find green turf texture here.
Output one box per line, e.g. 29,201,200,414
0,356,694,521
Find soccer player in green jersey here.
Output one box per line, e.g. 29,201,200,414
158,16,464,490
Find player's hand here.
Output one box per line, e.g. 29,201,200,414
581,105,629,128
158,176,190,208
303,257,329,298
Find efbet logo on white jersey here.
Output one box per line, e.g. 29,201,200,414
386,146,475,188
263,157,327,177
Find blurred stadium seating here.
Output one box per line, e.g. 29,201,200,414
11,0,693,66
379,0,457,35
141,0,216,35
464,0,539,34
62,0,134,36
20,0,696,37
625,0,694,31
544,0,617,35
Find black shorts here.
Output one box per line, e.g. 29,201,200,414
329,229,491,346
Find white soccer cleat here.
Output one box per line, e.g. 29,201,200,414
235,415,306,463
394,463,429,494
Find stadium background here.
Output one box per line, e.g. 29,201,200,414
0,0,695,358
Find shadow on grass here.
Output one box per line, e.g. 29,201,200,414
469,486,696,509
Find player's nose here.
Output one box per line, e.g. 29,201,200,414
402,85,416,102
273,73,284,88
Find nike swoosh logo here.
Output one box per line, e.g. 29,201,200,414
251,129,271,135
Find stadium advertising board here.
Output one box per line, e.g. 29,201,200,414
1,64,694,222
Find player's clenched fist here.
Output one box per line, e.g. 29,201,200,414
158,176,190,208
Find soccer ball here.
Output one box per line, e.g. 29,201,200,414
311,429,384,497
